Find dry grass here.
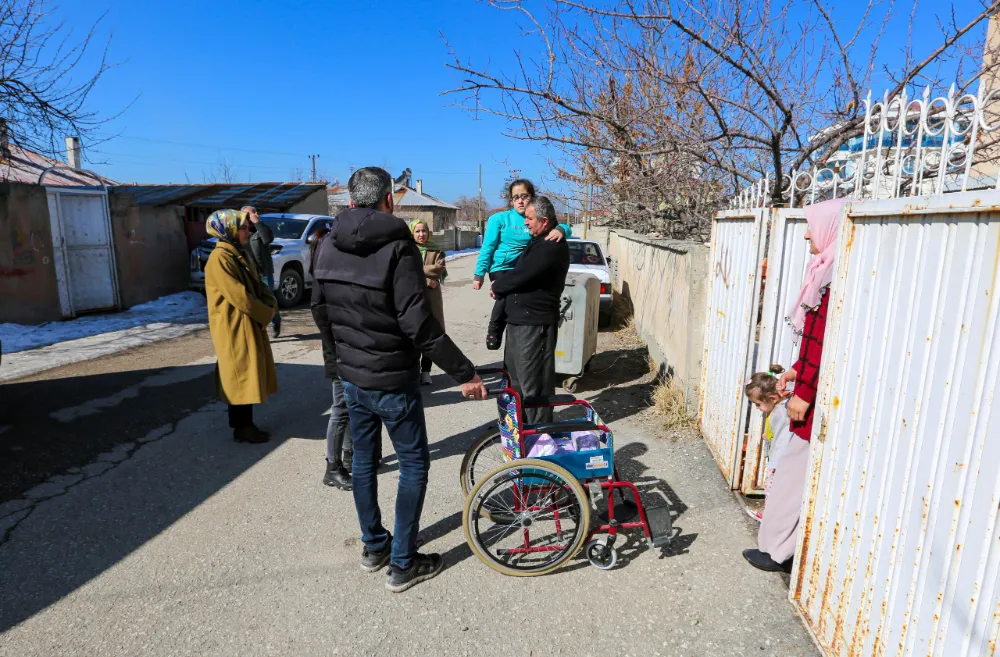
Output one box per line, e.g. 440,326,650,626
610,290,634,329
651,375,697,431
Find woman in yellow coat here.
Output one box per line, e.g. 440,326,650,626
204,209,279,443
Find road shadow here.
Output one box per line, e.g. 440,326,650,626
0,361,329,634
410,439,696,576
565,343,650,394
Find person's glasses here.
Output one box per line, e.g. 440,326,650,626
510,193,532,201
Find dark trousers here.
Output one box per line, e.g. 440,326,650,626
228,404,254,429
504,323,558,425
421,355,432,373
326,379,353,463
262,275,281,331
487,270,511,337
342,381,430,571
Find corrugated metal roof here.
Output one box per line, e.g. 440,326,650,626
0,145,117,186
328,183,457,210
112,182,327,208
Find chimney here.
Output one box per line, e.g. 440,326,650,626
66,136,82,169
416,179,423,195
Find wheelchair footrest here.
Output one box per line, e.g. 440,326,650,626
645,504,673,547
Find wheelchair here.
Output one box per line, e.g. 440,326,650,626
460,369,673,576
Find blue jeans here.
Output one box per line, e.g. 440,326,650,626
342,381,430,570
262,275,281,330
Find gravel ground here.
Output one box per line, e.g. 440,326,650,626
0,256,818,657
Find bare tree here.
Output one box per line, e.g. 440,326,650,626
203,159,239,184
0,0,118,170
443,0,999,236
453,193,491,226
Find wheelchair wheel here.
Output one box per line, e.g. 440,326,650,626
459,429,506,497
463,458,590,577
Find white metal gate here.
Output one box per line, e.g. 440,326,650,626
741,208,811,494
790,192,1000,656
46,187,119,317
699,208,768,487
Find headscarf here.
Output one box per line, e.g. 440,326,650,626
206,209,248,245
409,219,446,283
786,197,851,333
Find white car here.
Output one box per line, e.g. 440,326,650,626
190,213,334,307
567,239,613,326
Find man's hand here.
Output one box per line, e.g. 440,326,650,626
427,279,439,289
545,229,565,242
489,285,496,299
777,368,797,395
247,209,259,224
461,375,489,400
787,394,810,422
472,280,482,291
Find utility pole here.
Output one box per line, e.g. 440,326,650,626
478,163,483,235
309,154,320,182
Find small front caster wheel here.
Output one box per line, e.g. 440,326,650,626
585,539,618,570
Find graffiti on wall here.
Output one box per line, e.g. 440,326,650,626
2,228,47,277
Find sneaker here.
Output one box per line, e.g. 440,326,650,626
385,553,443,593
420,372,433,386
360,539,392,572
745,507,763,522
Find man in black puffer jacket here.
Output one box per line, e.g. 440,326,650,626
490,196,570,426
313,166,487,593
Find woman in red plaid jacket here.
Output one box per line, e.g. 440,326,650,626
743,198,848,572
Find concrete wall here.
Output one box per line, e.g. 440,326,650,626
608,230,710,413
289,189,331,216
0,182,62,324
109,192,190,309
395,207,457,232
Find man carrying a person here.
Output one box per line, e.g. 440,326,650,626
313,166,488,593
490,195,570,425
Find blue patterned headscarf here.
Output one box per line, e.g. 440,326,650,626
206,209,247,244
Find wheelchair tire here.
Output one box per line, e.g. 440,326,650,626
459,429,505,497
463,458,591,577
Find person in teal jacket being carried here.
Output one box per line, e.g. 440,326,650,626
473,179,572,350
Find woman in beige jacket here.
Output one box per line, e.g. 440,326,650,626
410,219,447,386
204,209,279,443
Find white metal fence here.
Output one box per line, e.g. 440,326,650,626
790,191,1000,656
741,208,810,495
698,209,767,488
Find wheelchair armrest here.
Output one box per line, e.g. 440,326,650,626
522,394,578,406
524,420,601,435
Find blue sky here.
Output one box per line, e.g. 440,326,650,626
60,0,554,204
56,0,991,204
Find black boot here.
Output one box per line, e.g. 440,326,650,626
234,426,268,444
323,460,353,490
342,450,353,474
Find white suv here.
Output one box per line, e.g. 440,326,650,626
190,213,334,307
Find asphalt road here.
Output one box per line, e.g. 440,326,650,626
0,256,818,657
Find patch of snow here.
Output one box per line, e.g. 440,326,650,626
0,292,207,355
445,248,480,262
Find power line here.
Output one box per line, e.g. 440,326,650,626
89,149,297,171
91,133,309,157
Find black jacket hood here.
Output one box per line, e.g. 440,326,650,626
333,207,414,256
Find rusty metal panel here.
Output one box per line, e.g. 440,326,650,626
790,191,1000,656
699,208,768,488
742,208,811,494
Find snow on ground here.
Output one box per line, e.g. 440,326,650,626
0,292,207,355
445,248,479,261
